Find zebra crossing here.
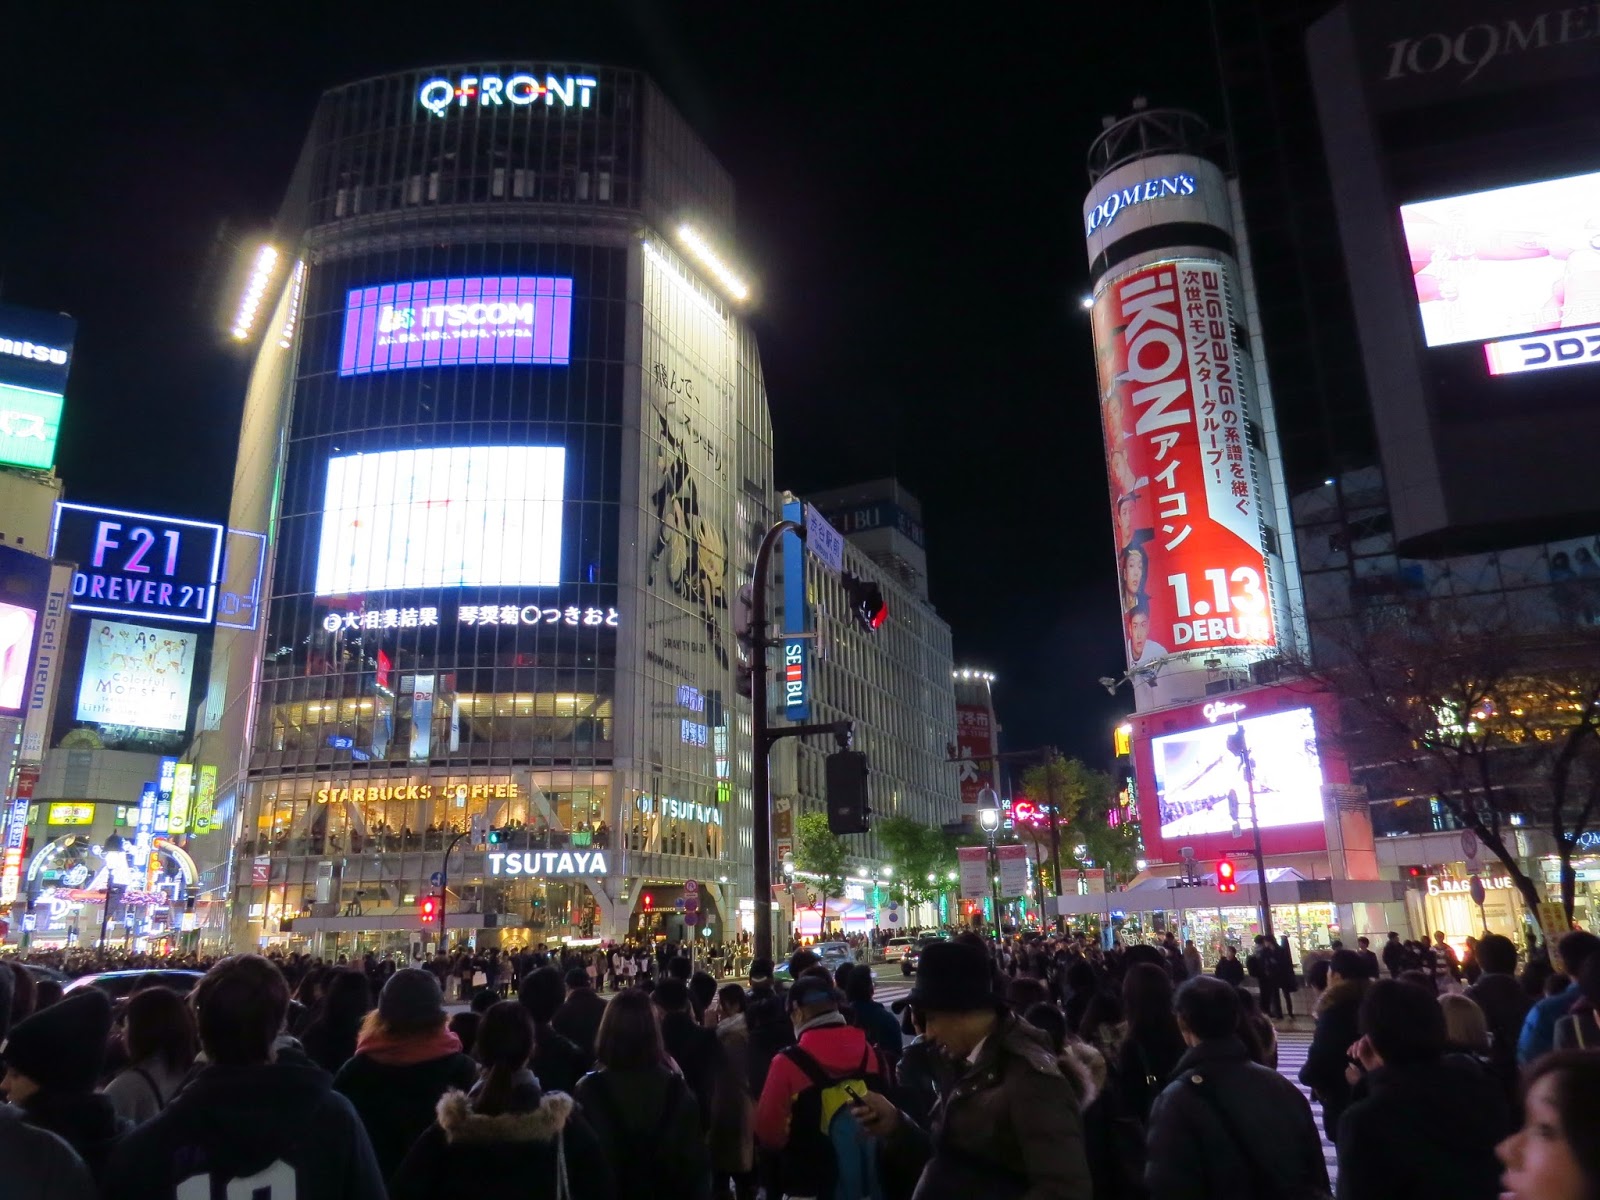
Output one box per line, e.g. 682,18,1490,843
1275,1026,1340,1188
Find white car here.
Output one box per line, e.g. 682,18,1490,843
882,937,917,963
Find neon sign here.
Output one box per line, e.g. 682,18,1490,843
1203,701,1246,724
419,74,597,117
487,850,608,877
51,504,224,626
1086,173,1197,235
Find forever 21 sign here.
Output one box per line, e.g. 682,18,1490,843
51,503,225,626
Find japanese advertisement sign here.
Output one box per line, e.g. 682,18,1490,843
0,545,51,716
75,620,197,733
0,382,63,470
339,275,573,376
0,764,39,904
1093,258,1274,672
997,844,1032,899
957,845,991,900
956,703,995,816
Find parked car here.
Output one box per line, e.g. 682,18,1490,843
64,969,205,1000
882,937,917,963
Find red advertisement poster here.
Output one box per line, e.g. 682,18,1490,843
956,703,994,814
1094,258,1275,672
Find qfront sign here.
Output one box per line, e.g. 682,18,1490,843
1086,173,1197,235
419,74,598,116
51,504,225,626
488,849,608,877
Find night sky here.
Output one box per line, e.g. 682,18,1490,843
0,3,1220,763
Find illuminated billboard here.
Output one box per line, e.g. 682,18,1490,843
0,545,50,717
0,302,75,396
314,446,565,595
1152,706,1324,840
339,275,573,376
51,504,224,625
75,620,197,733
1093,259,1275,672
0,382,63,470
1401,169,1600,350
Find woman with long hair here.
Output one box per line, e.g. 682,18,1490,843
1114,962,1185,1123
103,986,197,1124
1119,544,1150,612
574,987,711,1199
1497,1050,1600,1200
300,968,373,1075
392,1001,612,1200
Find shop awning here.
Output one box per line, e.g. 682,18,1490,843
1050,877,1408,917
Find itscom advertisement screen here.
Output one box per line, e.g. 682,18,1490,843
339,275,573,375
1092,259,1275,672
315,446,565,595
1401,169,1600,349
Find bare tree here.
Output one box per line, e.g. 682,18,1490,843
1307,600,1600,923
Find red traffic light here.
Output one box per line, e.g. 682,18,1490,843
642,892,653,910
419,895,439,922
1216,860,1238,894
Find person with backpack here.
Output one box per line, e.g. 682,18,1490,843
850,941,1092,1199
755,972,888,1200
574,987,711,1199
103,986,197,1124
1143,977,1328,1200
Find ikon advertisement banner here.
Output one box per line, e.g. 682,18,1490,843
957,845,990,900
996,844,1031,899
1093,259,1275,672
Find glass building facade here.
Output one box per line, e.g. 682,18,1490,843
208,64,774,951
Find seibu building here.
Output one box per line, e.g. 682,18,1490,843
207,64,774,952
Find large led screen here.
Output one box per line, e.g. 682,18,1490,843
1402,170,1600,349
0,601,37,710
1151,706,1325,839
75,620,197,733
339,275,573,376
315,446,565,595
0,382,63,470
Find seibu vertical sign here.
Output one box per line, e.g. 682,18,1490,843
1094,258,1274,671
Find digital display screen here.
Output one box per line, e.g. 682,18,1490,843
0,600,38,710
314,446,565,595
1151,706,1325,839
0,301,75,396
0,382,63,470
1401,169,1600,349
339,275,573,376
51,504,224,625
75,620,198,733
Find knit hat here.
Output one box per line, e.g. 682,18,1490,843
379,968,445,1028
2,987,112,1092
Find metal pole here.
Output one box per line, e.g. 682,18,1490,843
438,830,468,953
988,830,1002,943
1230,725,1274,944
1046,761,1065,932
100,884,115,950
751,518,802,965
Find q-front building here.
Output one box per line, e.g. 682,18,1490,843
207,63,778,952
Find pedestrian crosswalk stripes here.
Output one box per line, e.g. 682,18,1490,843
1275,1027,1340,1188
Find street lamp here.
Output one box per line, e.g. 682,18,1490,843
977,786,1003,943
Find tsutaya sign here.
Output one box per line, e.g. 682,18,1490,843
419,74,598,116
488,850,608,877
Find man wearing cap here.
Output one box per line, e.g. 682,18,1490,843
852,941,1092,1198
334,965,477,1183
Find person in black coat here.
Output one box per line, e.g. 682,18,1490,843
1335,979,1511,1200
1145,978,1328,1200
1247,935,1281,1018
551,968,607,1061
334,967,478,1183
518,967,589,1093
392,1001,613,1200
1465,933,1532,1099
1214,945,1246,986
655,977,723,1131
300,969,372,1075
1299,949,1371,1143
1115,963,1188,1125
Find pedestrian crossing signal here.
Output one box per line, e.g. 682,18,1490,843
420,895,440,922
1217,860,1238,894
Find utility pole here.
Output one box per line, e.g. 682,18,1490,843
1044,754,1065,933
436,829,472,952
1226,724,1274,944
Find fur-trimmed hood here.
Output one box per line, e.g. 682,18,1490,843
1315,977,1369,1017
1058,1041,1105,1108
435,1087,574,1144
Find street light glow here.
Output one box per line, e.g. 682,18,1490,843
231,243,280,340
676,224,750,301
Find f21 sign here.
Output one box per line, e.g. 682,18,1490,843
51,504,224,625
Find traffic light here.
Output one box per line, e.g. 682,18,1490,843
642,892,654,911
420,895,440,923
487,827,507,845
1216,860,1238,894
826,749,871,835
842,572,888,632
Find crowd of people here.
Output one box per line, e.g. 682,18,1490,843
2,924,1599,1199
